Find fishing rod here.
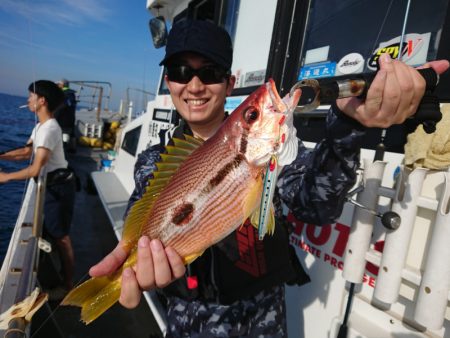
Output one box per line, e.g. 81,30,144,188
292,67,441,134
0,143,33,156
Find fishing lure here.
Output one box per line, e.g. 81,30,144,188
258,155,278,240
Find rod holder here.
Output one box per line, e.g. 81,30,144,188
374,167,427,303
414,171,450,330
343,160,386,283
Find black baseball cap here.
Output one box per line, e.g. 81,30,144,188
159,19,233,70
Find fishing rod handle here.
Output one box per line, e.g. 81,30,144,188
319,68,441,133
318,67,439,102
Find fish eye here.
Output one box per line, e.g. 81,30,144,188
244,108,259,124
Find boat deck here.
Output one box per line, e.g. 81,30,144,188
30,145,162,338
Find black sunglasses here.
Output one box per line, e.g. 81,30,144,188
166,65,230,84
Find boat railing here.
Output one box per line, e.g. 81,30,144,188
120,87,155,122
3,175,47,338
69,81,113,122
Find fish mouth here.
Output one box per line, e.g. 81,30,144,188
266,79,287,113
266,78,301,113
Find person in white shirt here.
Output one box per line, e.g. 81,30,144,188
0,80,76,297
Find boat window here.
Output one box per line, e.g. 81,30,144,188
229,0,277,90
121,125,142,156
297,0,449,80
158,68,170,96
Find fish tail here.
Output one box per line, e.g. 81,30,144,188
61,270,122,324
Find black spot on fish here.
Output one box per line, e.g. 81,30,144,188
172,203,194,226
208,154,244,189
240,131,248,154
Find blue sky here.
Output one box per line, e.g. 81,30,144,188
0,0,165,110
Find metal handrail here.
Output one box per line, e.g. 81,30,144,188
69,81,113,120
123,87,155,120
4,175,46,338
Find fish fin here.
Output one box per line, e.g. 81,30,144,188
267,205,276,235
61,271,121,325
183,250,205,265
148,177,170,187
249,204,276,236
122,185,160,250
122,136,202,249
155,162,181,171
183,134,204,146
242,177,263,223
160,135,203,162
172,137,200,151
152,170,176,179
165,145,192,156
61,251,137,325
249,208,260,229
160,153,188,163
122,134,204,251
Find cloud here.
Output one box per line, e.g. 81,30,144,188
0,0,112,26
0,30,97,64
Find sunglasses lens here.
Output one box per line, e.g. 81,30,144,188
167,66,228,84
198,67,227,84
167,66,192,84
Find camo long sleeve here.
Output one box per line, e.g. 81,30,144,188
125,144,163,217
277,104,365,225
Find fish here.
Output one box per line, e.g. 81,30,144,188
61,78,301,324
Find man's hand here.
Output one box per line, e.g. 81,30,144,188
337,54,449,128
89,236,186,309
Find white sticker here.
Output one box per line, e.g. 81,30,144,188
337,53,364,75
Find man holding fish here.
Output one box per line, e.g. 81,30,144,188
65,20,449,336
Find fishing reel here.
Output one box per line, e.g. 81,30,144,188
345,185,401,231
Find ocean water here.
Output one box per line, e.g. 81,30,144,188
0,92,36,263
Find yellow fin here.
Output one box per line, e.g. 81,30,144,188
166,145,192,156
122,135,203,252
148,177,170,187
242,177,263,222
249,205,276,241
153,170,176,179
122,185,159,249
61,251,137,324
183,250,205,265
61,271,121,324
172,135,203,151
250,205,276,235
173,138,200,150
266,205,276,235
183,134,204,146
160,153,188,163
156,162,181,171
250,208,260,229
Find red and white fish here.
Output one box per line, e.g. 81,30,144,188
62,79,301,324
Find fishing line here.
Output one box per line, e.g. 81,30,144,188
366,0,395,62
337,0,396,338
30,271,91,337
